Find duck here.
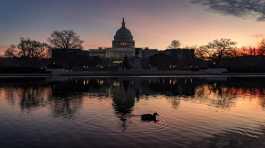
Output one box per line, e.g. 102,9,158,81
141,112,159,122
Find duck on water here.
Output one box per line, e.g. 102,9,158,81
140,113,159,122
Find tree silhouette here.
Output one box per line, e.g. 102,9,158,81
202,38,237,63
195,46,211,60
168,40,181,49
241,47,260,56
48,30,84,49
5,38,48,58
257,39,265,55
5,45,19,58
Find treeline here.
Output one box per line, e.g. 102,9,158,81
193,38,265,72
0,30,84,73
168,38,265,60
165,38,265,72
4,30,83,59
5,30,265,61
194,38,265,61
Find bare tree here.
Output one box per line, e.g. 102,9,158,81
195,46,212,60
168,40,181,49
257,39,265,55
18,38,48,58
204,38,237,63
5,45,19,58
48,30,84,49
4,38,48,59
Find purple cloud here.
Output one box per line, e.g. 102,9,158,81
192,0,265,21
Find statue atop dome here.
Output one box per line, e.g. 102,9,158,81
122,17,126,28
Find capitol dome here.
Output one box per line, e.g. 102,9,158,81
114,20,133,41
112,18,135,48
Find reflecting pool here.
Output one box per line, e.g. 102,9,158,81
0,77,265,148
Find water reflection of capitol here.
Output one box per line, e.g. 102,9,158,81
2,77,265,118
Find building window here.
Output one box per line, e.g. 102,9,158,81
120,42,127,46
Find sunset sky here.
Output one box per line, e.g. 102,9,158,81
1,0,265,52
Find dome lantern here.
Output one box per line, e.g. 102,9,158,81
122,17,126,28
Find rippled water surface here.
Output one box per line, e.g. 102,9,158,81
1,77,265,148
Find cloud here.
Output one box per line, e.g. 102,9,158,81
191,0,265,21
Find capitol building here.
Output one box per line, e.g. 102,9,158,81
90,18,137,60
51,18,195,70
